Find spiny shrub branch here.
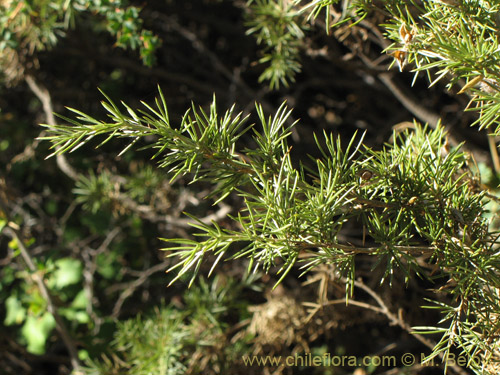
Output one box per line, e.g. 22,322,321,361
42,88,500,372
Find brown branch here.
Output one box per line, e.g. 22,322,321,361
116,192,232,228
109,260,171,318
24,75,79,181
350,278,469,375
297,241,435,256
81,227,122,334
378,72,442,128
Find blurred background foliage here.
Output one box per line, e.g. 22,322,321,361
1,1,500,375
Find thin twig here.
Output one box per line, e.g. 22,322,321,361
297,241,435,256
81,227,122,333
378,72,441,128
25,75,79,181
350,277,470,375
356,19,450,130
110,260,171,318
352,20,461,140
116,192,232,227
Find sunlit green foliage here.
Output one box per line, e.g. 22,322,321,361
42,84,500,373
